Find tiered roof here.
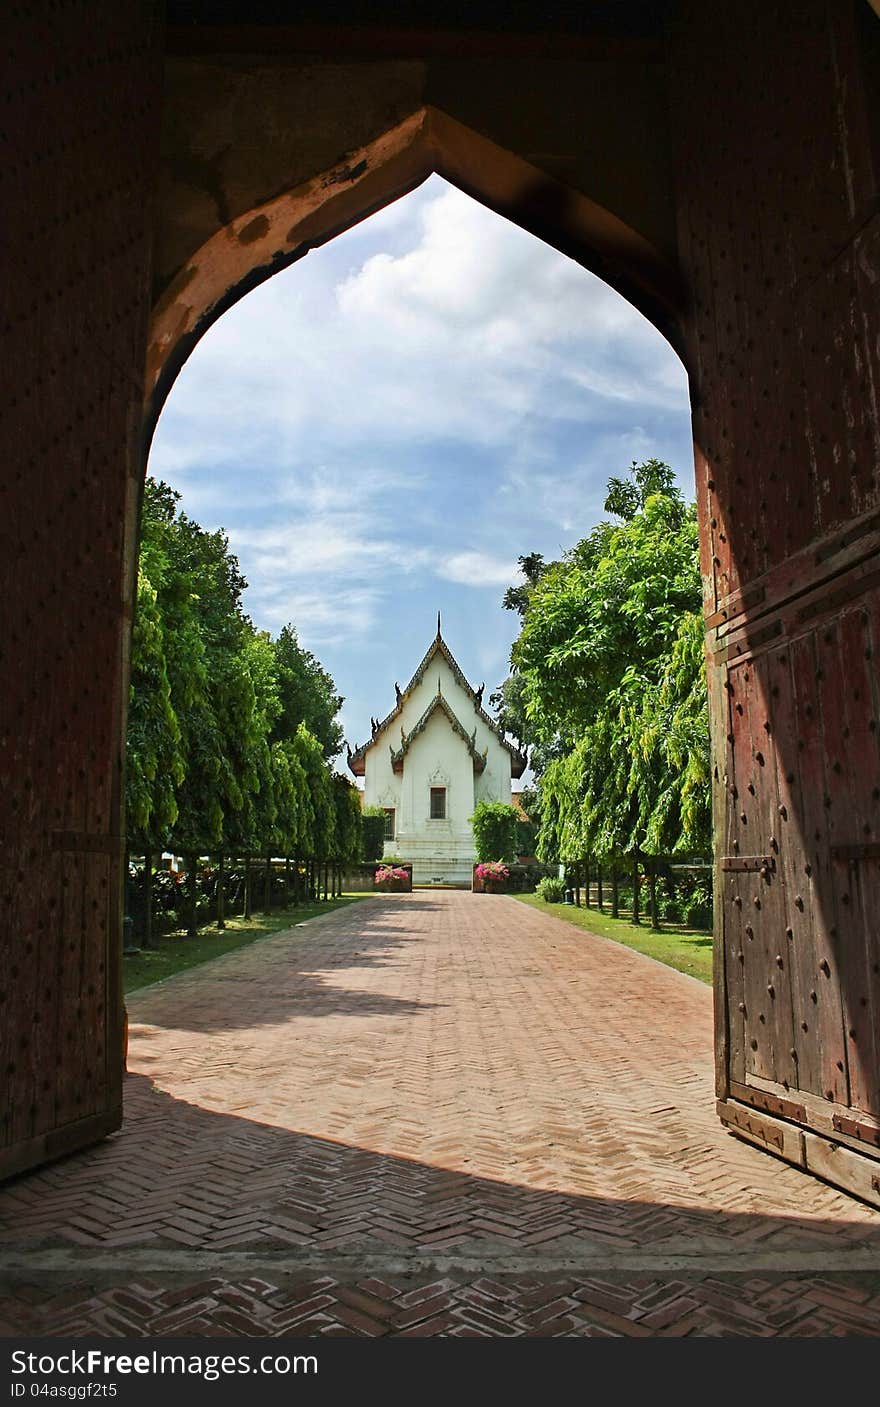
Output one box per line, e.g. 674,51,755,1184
347,620,527,779
389,689,487,774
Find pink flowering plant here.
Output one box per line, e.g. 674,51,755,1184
475,861,509,882
374,865,410,885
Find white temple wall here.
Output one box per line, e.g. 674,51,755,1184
361,647,515,883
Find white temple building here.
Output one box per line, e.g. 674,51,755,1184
347,617,527,885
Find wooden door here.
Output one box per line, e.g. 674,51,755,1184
0,0,160,1179
673,0,880,1196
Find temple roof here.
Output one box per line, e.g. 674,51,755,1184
389,690,487,774
347,621,528,778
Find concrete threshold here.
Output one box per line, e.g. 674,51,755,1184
5,1244,880,1278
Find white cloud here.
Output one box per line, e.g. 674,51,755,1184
436,551,521,587
244,581,383,644
230,520,409,581
152,181,686,480
149,175,693,749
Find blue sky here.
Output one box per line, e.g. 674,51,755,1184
149,175,694,774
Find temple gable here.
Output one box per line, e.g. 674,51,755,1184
348,623,525,885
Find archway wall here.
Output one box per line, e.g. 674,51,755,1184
672,0,880,1193
3,7,691,1185
155,28,677,303
146,106,685,440
0,0,162,1178
146,26,688,438
4,2,880,1196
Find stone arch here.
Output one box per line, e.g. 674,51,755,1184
144,106,687,445
5,3,880,1209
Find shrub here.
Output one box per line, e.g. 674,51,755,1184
660,897,684,923
470,801,520,862
672,872,713,930
687,903,713,928
361,806,386,861
536,875,566,903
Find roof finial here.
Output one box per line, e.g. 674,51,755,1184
437,608,442,638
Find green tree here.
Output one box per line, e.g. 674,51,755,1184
511,461,710,864
488,671,558,778
126,568,185,849
332,775,363,865
361,805,387,862
127,478,351,909
292,724,334,860
272,625,344,761
162,505,255,853
602,457,678,522
501,551,548,617
513,479,700,741
470,801,521,863
514,787,539,858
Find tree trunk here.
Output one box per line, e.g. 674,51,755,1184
123,850,131,945
186,854,198,938
143,850,153,948
243,854,252,920
285,856,291,908
583,857,590,907
611,863,619,919
323,861,329,901
216,852,226,930
649,859,660,931
597,863,604,912
264,854,272,914
632,855,641,926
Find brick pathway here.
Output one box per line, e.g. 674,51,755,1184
3,891,880,1336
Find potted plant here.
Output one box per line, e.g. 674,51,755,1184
374,863,412,893
474,860,510,894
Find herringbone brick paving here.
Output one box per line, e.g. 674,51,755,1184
3,891,880,1336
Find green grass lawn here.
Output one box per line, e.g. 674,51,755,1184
123,894,374,994
513,893,714,984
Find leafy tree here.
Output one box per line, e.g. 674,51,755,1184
332,775,363,864
126,478,347,884
501,551,548,617
489,671,559,778
361,805,387,862
602,457,678,522
272,625,344,761
510,460,710,864
267,740,302,856
163,507,254,853
488,672,531,750
514,787,539,858
513,463,700,744
470,801,521,863
291,724,334,860
126,568,184,848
